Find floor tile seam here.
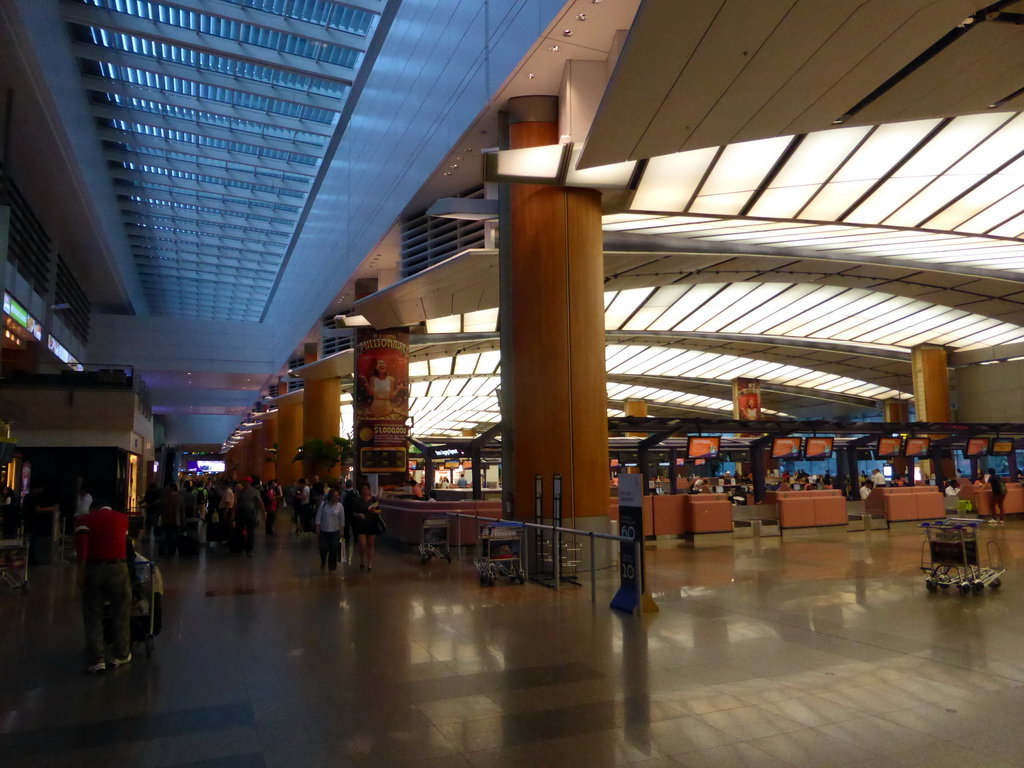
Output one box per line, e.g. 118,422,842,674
807,719,969,763
660,594,927,665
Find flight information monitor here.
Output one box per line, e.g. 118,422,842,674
804,437,833,460
687,436,720,460
903,437,931,458
877,437,903,458
771,437,803,459
965,438,991,458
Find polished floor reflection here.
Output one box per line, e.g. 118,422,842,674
2,521,1023,767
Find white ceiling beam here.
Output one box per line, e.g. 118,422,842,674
70,43,343,111
61,0,358,84
119,209,292,239
112,186,300,220
117,199,294,231
104,148,312,191
107,164,305,203
83,74,334,134
90,102,325,154
131,244,282,270
97,126,313,173
124,221,288,250
171,0,372,51
127,231,284,257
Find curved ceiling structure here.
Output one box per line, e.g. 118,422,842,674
62,0,385,320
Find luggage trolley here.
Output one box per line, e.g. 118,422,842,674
105,558,162,656
920,520,1005,596
474,521,526,586
0,532,29,594
419,515,452,564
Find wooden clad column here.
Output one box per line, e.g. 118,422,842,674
911,346,952,422
624,399,647,472
276,391,304,485
883,399,910,479
303,376,341,444
246,424,263,480
911,344,954,478
503,95,608,526
261,412,279,481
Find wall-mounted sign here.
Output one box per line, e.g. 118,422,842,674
47,334,83,370
3,293,42,340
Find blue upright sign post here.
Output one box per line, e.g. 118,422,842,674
610,474,657,614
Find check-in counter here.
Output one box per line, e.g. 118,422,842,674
970,483,1024,517
684,495,733,534
652,494,686,537
760,490,847,528
864,486,944,522
378,499,500,545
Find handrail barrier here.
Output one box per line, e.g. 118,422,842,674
394,507,644,615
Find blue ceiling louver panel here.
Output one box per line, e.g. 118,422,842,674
83,0,364,67
219,0,377,35
68,0,388,320
81,26,348,96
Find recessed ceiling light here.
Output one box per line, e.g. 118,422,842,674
562,29,573,37
527,73,536,79
549,44,560,51
576,13,587,20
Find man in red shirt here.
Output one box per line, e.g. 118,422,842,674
74,502,131,673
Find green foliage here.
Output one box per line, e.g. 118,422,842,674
294,437,353,472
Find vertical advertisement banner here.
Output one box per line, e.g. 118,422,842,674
355,329,410,483
732,378,761,421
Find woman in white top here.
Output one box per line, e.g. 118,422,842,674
314,489,345,572
365,359,396,417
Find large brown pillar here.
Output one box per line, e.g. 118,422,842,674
624,399,647,472
275,391,304,485
883,399,910,478
911,344,954,478
245,424,263,480
260,412,279,481
303,375,341,476
503,95,608,527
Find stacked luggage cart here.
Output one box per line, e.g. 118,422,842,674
419,515,452,564
0,529,29,593
920,520,1005,596
474,521,526,586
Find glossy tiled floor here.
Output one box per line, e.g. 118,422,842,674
3,519,1024,767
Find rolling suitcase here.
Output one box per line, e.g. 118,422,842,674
228,524,245,554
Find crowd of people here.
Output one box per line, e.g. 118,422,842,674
138,474,386,569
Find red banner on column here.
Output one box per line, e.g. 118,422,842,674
355,328,410,475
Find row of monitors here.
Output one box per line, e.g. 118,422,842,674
666,436,1017,462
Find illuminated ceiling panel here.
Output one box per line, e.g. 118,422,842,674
419,282,1024,353
62,0,387,320
482,113,1024,276
402,376,793,437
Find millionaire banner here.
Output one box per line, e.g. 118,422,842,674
354,328,410,475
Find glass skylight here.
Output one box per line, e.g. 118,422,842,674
602,282,1024,351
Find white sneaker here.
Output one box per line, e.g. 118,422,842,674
86,660,106,674
110,652,132,667
988,519,998,524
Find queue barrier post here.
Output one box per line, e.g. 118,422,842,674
589,532,596,605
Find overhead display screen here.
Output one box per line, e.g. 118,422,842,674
804,437,834,460
965,438,991,458
903,437,931,458
877,437,903,458
771,437,802,459
990,439,1015,455
687,436,720,460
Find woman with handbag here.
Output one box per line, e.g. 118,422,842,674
350,483,383,571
